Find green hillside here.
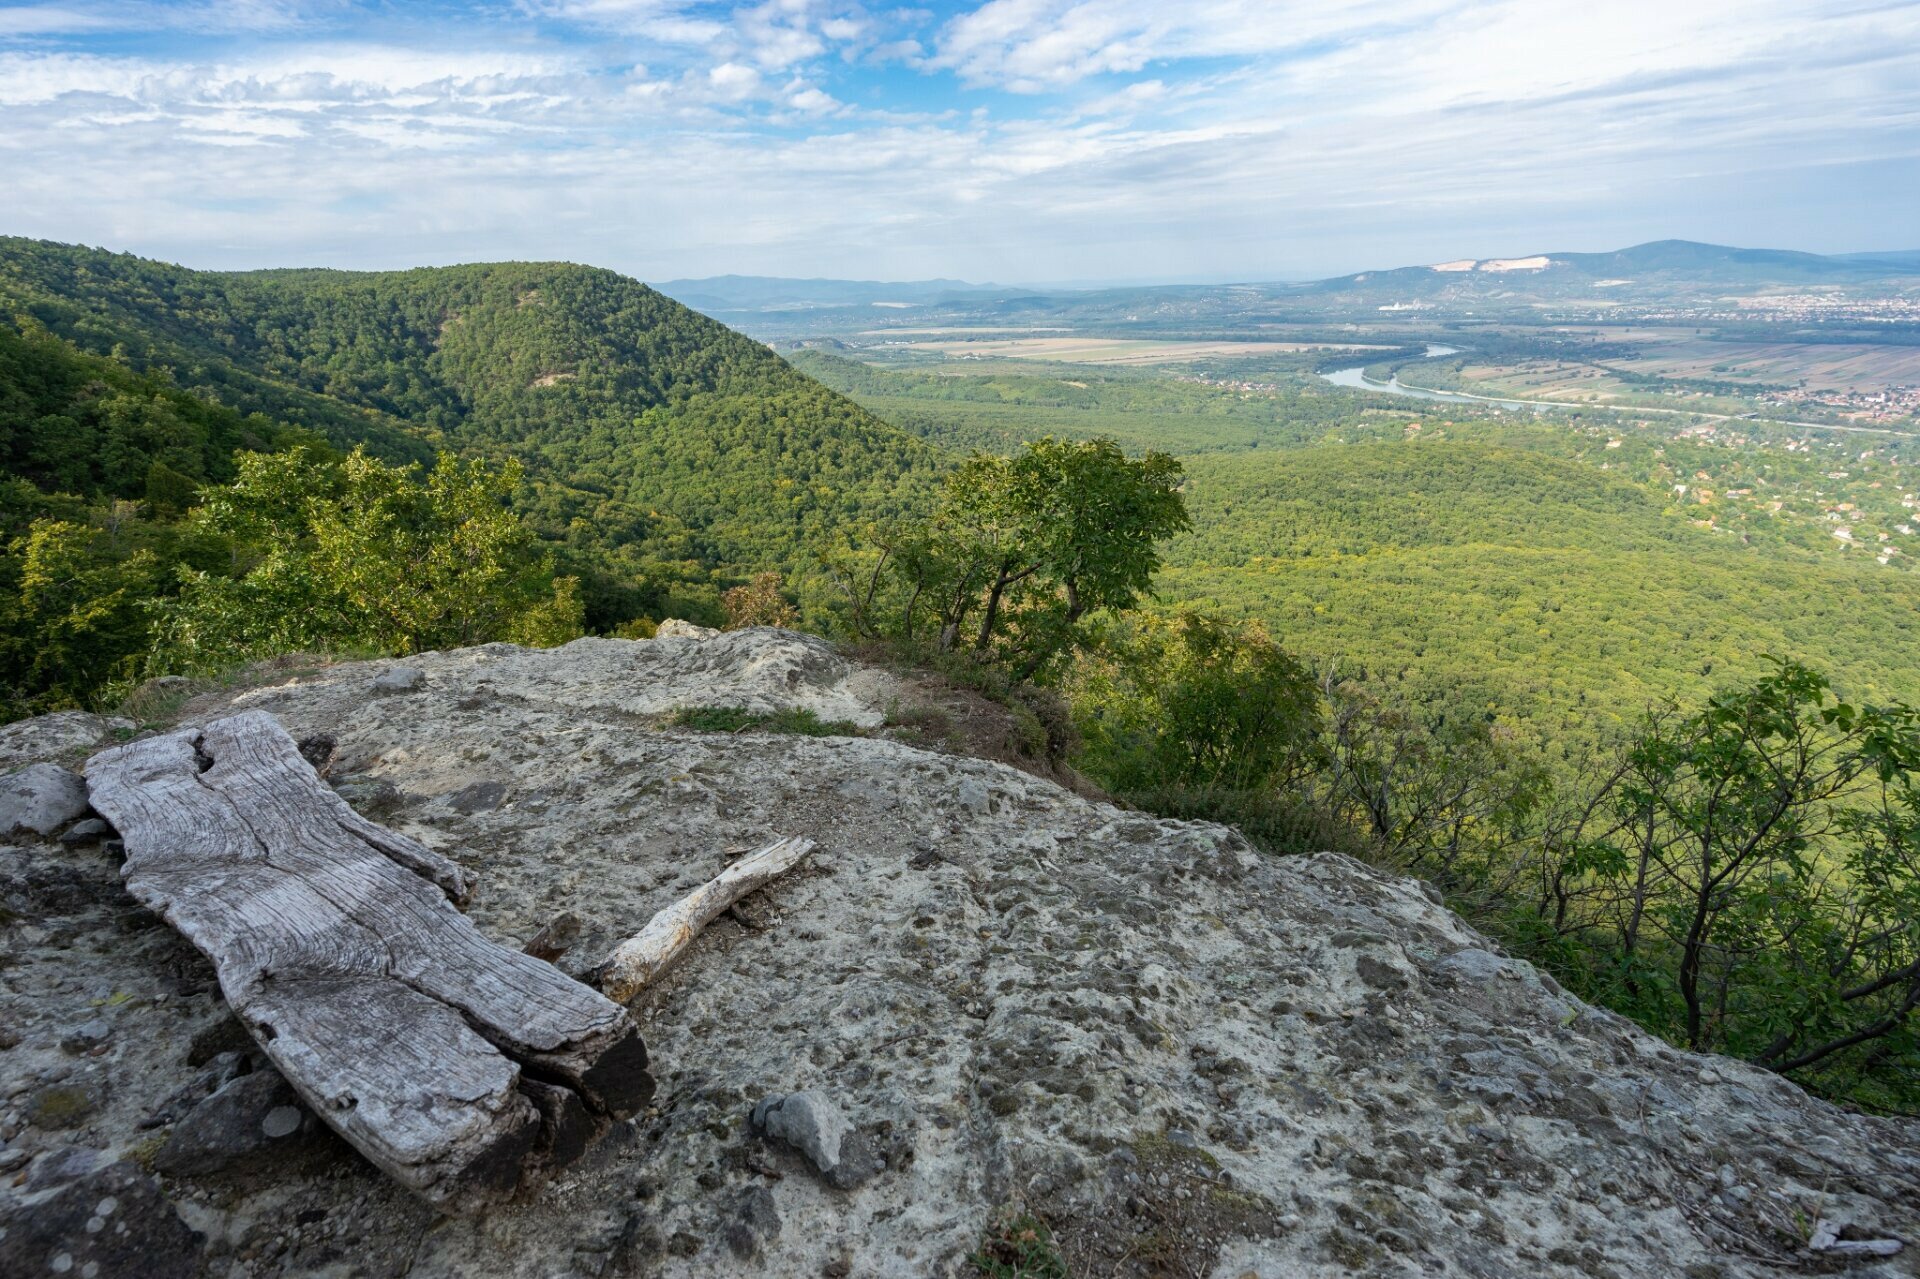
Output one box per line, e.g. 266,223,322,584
788,348,1375,453
1164,440,1920,757
0,239,938,586
804,351,1920,756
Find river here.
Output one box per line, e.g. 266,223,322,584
1317,344,1540,410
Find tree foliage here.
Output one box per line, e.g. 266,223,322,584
1072,612,1323,795
871,437,1189,677
1520,661,1920,1105
161,448,582,669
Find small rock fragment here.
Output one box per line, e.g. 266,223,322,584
58,817,113,846
60,1019,112,1056
372,666,427,694
751,1091,884,1190
1808,1219,1904,1256
956,778,992,816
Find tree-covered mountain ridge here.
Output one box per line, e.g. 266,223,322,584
0,238,939,589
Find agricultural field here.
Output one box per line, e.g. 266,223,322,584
890,336,1388,364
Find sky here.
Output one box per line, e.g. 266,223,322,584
2,0,1918,284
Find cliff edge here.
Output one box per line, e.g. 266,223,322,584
1,627,1915,1278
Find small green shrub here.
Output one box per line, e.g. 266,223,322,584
971,1211,1068,1279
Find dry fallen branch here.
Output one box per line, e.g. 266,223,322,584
597,836,816,1003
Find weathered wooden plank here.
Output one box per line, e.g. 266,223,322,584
85,710,654,1211
597,836,815,1003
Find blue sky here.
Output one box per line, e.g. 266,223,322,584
3,0,1918,283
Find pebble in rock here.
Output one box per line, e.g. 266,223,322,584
722,1185,782,1259
371,666,427,694
60,1019,113,1056
956,778,993,816
0,763,91,838
57,817,113,846
0,1156,203,1279
750,1091,884,1190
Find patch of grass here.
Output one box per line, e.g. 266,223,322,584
884,698,956,737
666,705,863,737
1115,783,1371,859
972,1211,1069,1279
849,638,1080,768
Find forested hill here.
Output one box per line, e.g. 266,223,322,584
0,239,938,599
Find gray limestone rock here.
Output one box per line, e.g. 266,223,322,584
0,1155,202,1279
752,1091,887,1191
0,711,134,771
153,1069,327,1177
0,762,91,837
60,1019,112,1055
0,630,1910,1278
654,618,720,639
372,665,427,693
57,817,112,846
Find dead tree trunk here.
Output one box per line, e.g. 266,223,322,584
85,710,654,1213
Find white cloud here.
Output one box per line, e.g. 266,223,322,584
786,82,839,113
933,0,1453,90
1,0,1916,280
705,59,762,97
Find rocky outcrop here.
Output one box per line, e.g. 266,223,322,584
0,762,91,837
0,627,1914,1278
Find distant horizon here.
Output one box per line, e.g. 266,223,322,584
11,232,1920,296
652,237,1920,292
4,2,1916,282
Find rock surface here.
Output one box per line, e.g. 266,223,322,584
0,762,91,837
0,711,133,771
0,1154,203,1279
153,1069,331,1177
0,626,1913,1278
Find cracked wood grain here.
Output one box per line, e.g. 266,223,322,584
85,710,654,1212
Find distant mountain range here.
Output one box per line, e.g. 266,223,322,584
655,241,1920,331
1319,239,1920,295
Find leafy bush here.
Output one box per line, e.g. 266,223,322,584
160,447,581,670
1071,612,1322,797
722,571,799,629
1510,660,1920,1107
